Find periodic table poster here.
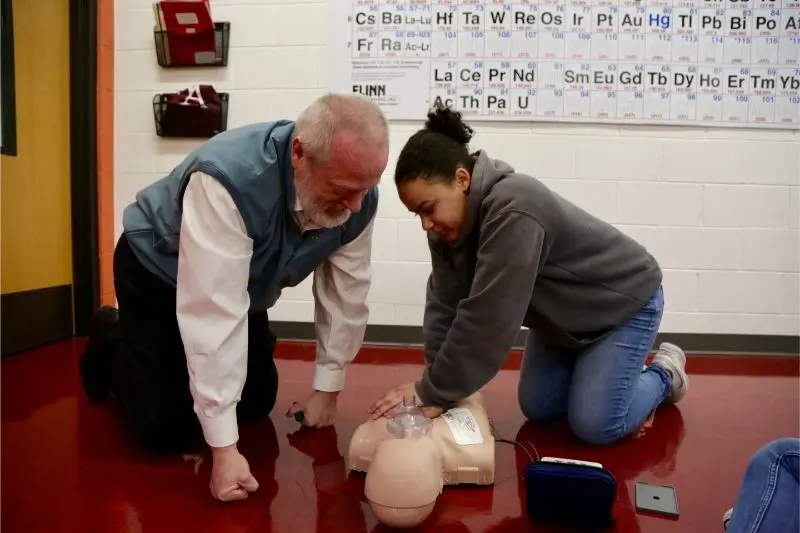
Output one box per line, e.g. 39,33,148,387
327,0,800,129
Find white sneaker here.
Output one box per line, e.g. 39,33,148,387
722,507,733,530
651,342,689,403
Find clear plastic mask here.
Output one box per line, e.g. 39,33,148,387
386,395,432,439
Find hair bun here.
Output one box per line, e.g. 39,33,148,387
425,102,474,146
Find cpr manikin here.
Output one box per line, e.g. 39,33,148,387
348,392,495,528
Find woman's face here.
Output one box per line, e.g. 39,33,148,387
397,168,471,243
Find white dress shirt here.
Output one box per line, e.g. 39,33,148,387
176,171,373,448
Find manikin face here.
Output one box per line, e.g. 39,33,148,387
291,132,387,228
397,168,471,243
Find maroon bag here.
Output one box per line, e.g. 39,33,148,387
157,84,225,138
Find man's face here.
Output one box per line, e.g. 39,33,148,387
291,132,387,228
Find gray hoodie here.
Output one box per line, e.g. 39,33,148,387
414,150,663,408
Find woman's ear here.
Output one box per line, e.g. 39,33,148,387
455,168,471,192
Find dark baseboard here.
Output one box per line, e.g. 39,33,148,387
270,321,800,356
1,285,74,358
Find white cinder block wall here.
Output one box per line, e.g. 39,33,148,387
115,0,800,337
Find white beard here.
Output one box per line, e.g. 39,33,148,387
295,180,352,228
309,206,351,228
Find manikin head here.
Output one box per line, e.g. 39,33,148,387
290,93,390,228
352,393,496,528
364,397,442,528
394,103,476,244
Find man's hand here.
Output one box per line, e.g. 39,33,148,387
286,390,339,427
209,444,259,502
368,382,444,420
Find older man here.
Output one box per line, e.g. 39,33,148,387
80,93,389,501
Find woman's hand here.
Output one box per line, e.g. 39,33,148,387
368,382,444,420
368,382,416,419
421,405,444,419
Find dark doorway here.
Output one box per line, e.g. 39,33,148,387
0,0,99,357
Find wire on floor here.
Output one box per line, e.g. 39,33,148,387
489,418,540,465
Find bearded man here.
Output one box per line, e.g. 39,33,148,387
79,93,389,502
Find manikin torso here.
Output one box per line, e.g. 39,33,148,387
348,393,495,528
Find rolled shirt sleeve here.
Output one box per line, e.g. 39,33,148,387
311,216,375,392
176,171,253,448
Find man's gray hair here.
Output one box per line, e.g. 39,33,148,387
294,93,389,163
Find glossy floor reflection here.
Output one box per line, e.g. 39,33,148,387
2,339,798,533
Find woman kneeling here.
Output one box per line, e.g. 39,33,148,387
369,104,689,446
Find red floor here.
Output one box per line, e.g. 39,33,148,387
2,339,798,533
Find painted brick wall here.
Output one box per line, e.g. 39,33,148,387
114,0,800,336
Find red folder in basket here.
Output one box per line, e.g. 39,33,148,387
157,0,216,66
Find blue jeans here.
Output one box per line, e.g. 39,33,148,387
728,438,800,533
518,286,673,445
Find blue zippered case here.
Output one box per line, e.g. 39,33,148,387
524,459,618,529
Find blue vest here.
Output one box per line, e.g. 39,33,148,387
122,120,379,312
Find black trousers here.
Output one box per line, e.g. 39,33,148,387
108,236,279,454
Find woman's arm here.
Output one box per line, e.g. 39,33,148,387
422,237,466,368
415,208,548,408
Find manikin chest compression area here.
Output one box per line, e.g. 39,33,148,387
347,393,496,528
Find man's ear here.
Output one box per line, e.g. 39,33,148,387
290,137,304,165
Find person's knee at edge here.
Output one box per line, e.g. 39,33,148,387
742,438,800,477
723,438,800,532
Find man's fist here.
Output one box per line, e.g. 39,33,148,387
209,444,259,502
